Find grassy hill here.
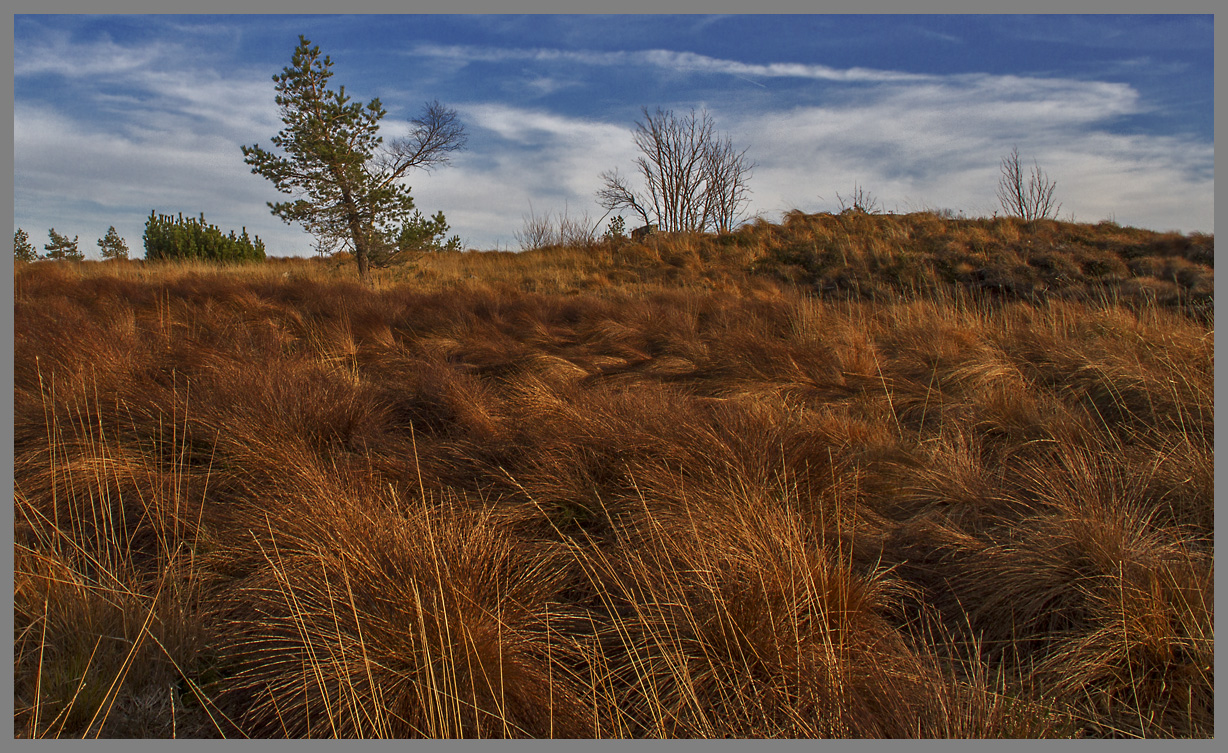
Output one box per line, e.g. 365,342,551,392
13,212,1213,738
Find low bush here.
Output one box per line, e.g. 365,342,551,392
143,211,266,263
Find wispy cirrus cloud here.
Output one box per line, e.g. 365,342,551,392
410,41,1149,126
410,42,935,84
733,101,1212,230
404,104,636,247
14,98,297,255
14,31,175,78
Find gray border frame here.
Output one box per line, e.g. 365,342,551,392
5,4,1221,750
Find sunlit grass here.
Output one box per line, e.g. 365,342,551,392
14,212,1212,738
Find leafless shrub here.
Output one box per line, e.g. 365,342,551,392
997,147,1061,221
514,204,557,251
556,207,598,248
515,204,598,251
836,182,882,214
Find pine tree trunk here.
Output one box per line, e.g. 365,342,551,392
338,184,370,280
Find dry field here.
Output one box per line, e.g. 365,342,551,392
13,213,1214,737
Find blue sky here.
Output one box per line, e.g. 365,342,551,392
13,14,1215,258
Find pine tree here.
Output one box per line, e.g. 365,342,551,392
242,36,466,278
44,228,83,262
97,226,129,260
14,228,38,262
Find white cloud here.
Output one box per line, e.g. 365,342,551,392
726,85,1210,232
14,101,304,258
15,31,177,78
13,31,305,257
410,43,935,84
403,104,638,249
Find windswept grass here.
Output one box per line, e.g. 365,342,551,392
13,213,1212,738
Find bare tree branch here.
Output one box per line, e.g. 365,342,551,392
596,169,653,228
382,100,469,181
702,135,754,232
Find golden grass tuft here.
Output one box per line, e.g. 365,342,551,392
207,489,594,737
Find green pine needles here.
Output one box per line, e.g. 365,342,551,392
143,211,266,263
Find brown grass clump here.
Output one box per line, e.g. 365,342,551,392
572,474,930,738
207,487,593,738
14,372,219,738
13,213,1212,738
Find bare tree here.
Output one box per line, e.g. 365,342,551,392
997,146,1061,222
597,107,754,234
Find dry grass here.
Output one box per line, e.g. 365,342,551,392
13,213,1212,738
